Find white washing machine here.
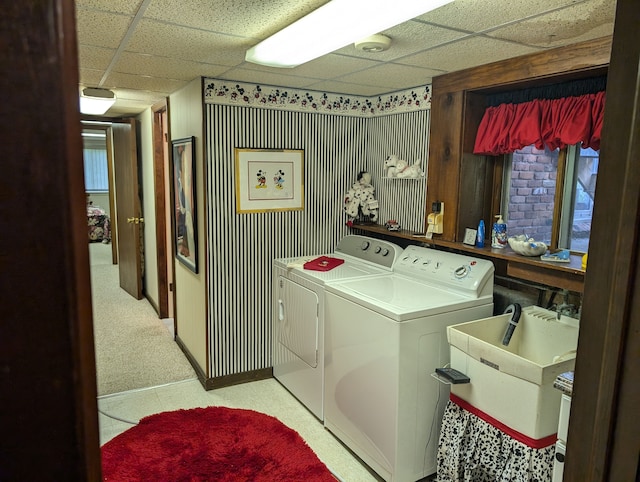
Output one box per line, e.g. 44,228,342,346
272,235,403,421
324,245,495,482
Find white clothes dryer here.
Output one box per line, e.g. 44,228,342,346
272,235,403,421
324,245,495,482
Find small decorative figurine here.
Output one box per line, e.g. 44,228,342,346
344,171,379,226
384,154,424,178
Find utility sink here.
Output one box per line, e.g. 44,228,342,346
447,305,579,440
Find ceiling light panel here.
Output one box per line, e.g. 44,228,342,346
245,0,454,68
80,87,116,115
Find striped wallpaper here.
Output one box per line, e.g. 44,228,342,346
204,104,429,378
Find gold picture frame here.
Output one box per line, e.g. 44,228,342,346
234,148,304,213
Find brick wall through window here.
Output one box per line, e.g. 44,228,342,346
506,145,558,244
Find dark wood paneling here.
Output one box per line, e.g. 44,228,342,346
0,0,100,479
457,92,493,241
565,0,640,479
432,36,611,94
427,36,611,273
507,262,584,293
458,153,488,240
461,91,487,152
426,91,464,241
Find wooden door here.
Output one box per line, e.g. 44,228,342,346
112,120,143,299
3,0,101,478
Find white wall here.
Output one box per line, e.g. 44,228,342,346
169,78,208,374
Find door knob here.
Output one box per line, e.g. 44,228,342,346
127,217,144,224
127,217,135,223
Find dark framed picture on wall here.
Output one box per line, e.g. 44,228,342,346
172,136,198,273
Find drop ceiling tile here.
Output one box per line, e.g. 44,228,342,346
217,67,317,90
75,0,144,15
126,20,248,66
487,0,616,47
102,72,188,95
144,0,325,38
415,0,589,33
274,54,380,80
114,52,230,81
79,68,105,87
115,87,166,102
398,36,541,73
78,45,116,71
76,9,132,48
338,64,443,90
114,88,168,107
334,20,469,62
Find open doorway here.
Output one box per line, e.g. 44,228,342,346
82,122,117,264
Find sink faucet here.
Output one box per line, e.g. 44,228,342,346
556,289,577,319
502,303,522,346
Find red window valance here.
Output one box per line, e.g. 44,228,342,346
473,91,605,155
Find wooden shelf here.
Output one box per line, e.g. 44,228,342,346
381,177,425,181
351,223,586,292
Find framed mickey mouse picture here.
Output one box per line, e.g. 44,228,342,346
234,148,304,213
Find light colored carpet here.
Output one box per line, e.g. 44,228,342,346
90,243,197,396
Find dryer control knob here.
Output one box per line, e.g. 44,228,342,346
454,265,469,278
375,246,382,254
381,248,389,256
361,241,370,250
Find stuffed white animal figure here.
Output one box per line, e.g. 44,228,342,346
384,154,401,178
384,154,424,179
344,171,379,226
397,158,424,178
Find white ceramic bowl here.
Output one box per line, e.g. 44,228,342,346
508,235,548,256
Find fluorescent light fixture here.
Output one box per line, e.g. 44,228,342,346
80,87,116,115
245,0,454,68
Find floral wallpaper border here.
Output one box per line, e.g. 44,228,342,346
203,79,431,117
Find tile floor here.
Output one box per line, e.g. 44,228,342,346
98,377,384,481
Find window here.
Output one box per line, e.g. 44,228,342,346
82,129,109,192
502,144,598,253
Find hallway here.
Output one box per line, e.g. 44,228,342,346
90,242,196,396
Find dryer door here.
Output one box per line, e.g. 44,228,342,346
277,276,318,367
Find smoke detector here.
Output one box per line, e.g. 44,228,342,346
354,34,391,53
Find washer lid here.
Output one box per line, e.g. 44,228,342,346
274,255,391,284
325,275,492,321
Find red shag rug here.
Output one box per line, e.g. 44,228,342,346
101,406,336,481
